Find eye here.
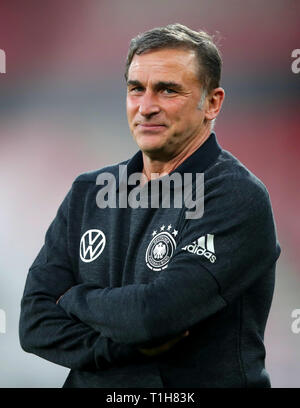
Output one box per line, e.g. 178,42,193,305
163,88,177,95
129,87,144,94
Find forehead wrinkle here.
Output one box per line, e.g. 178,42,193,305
128,48,198,78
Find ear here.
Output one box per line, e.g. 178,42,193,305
205,87,225,121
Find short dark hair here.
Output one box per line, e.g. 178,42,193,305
125,23,222,94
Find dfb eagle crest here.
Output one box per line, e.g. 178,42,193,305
145,225,178,271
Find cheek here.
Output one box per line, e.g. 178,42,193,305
167,97,194,117
126,98,137,121
164,101,185,123
175,100,201,122
168,103,202,137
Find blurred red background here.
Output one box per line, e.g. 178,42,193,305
0,0,299,387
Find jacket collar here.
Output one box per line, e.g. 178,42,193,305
125,132,221,179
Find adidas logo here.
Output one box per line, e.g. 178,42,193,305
182,234,216,263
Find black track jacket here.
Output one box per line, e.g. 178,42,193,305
19,133,281,387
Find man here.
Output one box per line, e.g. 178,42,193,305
19,24,281,388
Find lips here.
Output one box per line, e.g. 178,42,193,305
136,123,167,131
138,123,165,126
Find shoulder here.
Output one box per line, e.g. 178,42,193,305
207,149,270,201
62,159,130,211
202,149,274,226
72,159,130,185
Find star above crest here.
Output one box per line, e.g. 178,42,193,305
151,225,178,238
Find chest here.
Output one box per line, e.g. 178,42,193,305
72,205,184,286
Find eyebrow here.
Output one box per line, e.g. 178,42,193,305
127,80,143,88
127,80,184,92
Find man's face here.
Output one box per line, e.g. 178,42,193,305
126,48,207,159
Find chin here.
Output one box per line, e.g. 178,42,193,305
138,142,164,157
135,135,165,153
140,144,163,155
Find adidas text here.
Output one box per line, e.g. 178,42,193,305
182,234,216,263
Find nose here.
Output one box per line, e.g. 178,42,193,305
138,91,160,117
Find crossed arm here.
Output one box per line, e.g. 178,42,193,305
20,178,275,369
19,196,194,370
56,288,189,356
57,253,226,345
19,260,192,370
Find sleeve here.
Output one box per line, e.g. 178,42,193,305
19,187,142,370
58,175,281,345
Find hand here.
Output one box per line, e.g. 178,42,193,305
138,330,189,357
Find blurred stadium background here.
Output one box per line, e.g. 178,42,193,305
0,0,299,387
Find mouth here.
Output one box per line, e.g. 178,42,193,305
136,123,167,132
